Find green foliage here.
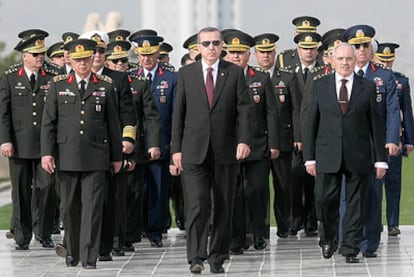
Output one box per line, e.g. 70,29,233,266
0,41,19,73
0,204,12,229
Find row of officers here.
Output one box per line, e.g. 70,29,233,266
0,15,412,271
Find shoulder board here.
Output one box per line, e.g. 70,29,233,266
43,66,60,76
394,71,407,78
158,62,175,72
253,66,266,73
128,73,146,81
310,65,325,74
4,66,19,75
97,74,113,84
53,74,69,82
278,67,293,74
313,73,328,81
8,62,23,70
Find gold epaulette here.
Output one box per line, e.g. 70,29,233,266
158,62,175,72
310,65,325,74
129,73,146,81
53,74,69,82
4,66,19,75
278,67,293,74
97,74,113,84
313,73,328,81
122,125,137,141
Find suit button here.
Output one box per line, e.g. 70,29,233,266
33,102,37,107
80,130,84,135
32,93,36,97
81,101,85,105
80,110,85,115
32,112,37,116
80,120,84,125
33,121,37,126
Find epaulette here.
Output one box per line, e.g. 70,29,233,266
4,66,19,75
253,66,266,73
278,67,293,74
97,74,113,84
129,73,146,81
313,73,329,81
310,65,325,74
158,62,175,72
43,66,60,76
127,62,139,73
53,74,69,82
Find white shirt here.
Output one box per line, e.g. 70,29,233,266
75,73,91,90
335,72,354,101
143,65,158,81
201,59,219,86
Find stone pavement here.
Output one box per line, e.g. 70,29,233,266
0,226,413,277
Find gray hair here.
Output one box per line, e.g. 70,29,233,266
332,42,356,57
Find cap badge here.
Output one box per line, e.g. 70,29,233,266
115,35,124,41
356,30,365,38
302,20,310,27
262,38,270,45
76,44,85,52
35,39,44,47
92,34,103,43
305,36,313,42
65,36,73,43
142,40,150,48
114,45,122,53
232,37,240,45
383,47,391,55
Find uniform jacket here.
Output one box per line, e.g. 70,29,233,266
304,74,387,173
171,59,251,165
128,73,160,164
41,73,122,171
136,64,176,160
0,66,57,159
244,66,279,160
270,67,300,151
394,71,414,146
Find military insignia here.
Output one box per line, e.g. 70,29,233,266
383,47,391,55
15,82,25,90
92,90,106,97
248,67,255,77
58,90,76,96
253,94,260,103
76,44,85,53
114,45,122,53
302,20,310,27
131,89,139,95
262,38,270,46
376,93,382,102
373,77,384,87
278,95,286,103
356,29,365,38
157,80,169,89
232,37,240,45
18,68,25,77
397,82,403,90
249,82,262,88
157,67,164,76
160,95,167,103
96,104,102,112
305,35,313,42
91,34,103,44
295,66,300,73
143,40,150,48
40,84,50,90
275,81,286,89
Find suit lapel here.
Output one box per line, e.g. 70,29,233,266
211,60,228,109
347,76,364,113
327,75,342,114
194,61,210,108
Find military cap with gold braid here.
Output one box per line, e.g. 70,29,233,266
14,34,48,53
62,32,79,45
182,33,198,51
294,32,322,49
159,42,173,55
375,42,399,62
80,30,109,48
321,28,345,53
130,35,164,55
223,30,255,52
129,29,158,41
47,41,65,58
343,24,376,44
292,16,320,33
64,38,97,59
254,33,279,52
108,29,131,43
106,41,131,60
18,29,49,39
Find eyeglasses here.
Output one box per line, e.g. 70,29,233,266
94,48,106,54
354,43,370,49
199,40,221,47
53,54,64,58
111,58,128,64
30,52,45,57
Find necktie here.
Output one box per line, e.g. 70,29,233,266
205,67,214,108
30,73,36,90
147,72,152,86
357,69,364,77
79,80,86,96
339,79,348,113
303,67,309,82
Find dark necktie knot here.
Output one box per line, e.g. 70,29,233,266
30,73,36,89
357,69,364,77
303,67,309,82
79,80,86,96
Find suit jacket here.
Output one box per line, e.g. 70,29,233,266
303,74,387,173
244,66,279,160
171,59,251,165
394,71,414,146
271,67,300,151
0,66,57,159
41,73,122,171
128,74,160,164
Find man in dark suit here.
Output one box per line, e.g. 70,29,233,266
303,42,387,263
41,38,123,269
171,27,251,274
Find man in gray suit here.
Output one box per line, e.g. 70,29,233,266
171,27,251,274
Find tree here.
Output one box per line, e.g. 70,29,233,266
0,41,19,73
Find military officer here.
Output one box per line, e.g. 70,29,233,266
0,33,58,250
158,42,173,64
105,37,161,252
130,33,177,248
275,16,321,69
47,41,65,67
374,42,414,236
41,38,122,269
59,32,79,74
254,33,300,238
224,30,279,253
343,25,400,258
182,33,199,61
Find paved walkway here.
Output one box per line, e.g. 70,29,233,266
0,226,413,276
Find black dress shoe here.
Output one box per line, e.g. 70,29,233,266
176,219,185,231
123,242,135,252
34,234,42,242
277,230,288,238
321,243,335,259
150,239,163,247
112,247,125,256
82,261,96,269
346,256,359,263
363,251,377,258
229,247,244,255
65,256,79,267
15,243,29,250
189,258,204,274
254,237,267,250
210,262,225,274
54,243,67,257
98,254,113,261
41,237,54,248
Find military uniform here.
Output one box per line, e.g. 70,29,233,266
0,34,58,250
41,38,123,267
